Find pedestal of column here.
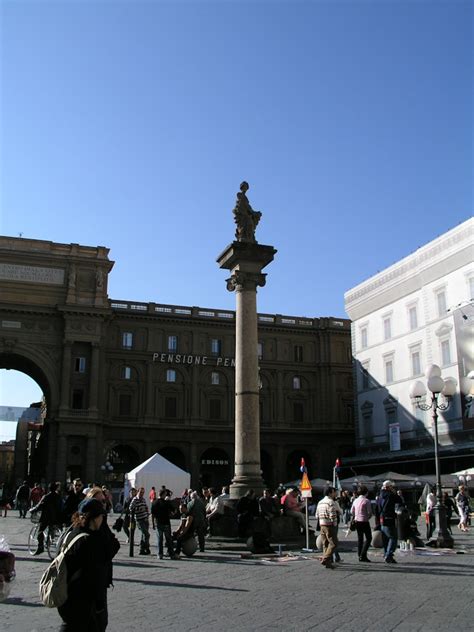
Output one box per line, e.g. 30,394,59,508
217,241,276,499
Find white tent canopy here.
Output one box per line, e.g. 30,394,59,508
124,453,191,502
451,468,474,477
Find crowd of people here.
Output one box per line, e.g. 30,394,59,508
315,480,471,570
0,477,471,629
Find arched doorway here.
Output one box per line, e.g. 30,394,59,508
286,449,313,483
0,353,52,485
158,446,186,471
199,448,231,489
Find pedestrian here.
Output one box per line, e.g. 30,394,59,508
425,487,436,540
455,485,470,532
129,487,151,554
339,490,351,525
315,486,338,569
15,481,30,518
187,491,207,552
151,489,178,560
351,485,372,562
101,487,113,513
30,482,44,507
377,480,401,564
172,503,195,556
56,499,110,631
149,486,157,529
236,489,260,538
63,479,85,526
122,488,136,542
30,482,63,555
282,488,306,533
443,492,457,534
77,488,121,598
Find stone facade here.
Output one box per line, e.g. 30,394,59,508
0,236,354,490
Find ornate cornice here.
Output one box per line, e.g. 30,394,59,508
345,218,473,312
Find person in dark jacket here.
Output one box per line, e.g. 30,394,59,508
31,482,63,555
15,481,30,518
57,499,110,631
78,488,120,589
377,480,402,564
151,489,177,559
236,489,260,538
63,479,86,526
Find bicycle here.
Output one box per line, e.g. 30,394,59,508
28,513,66,560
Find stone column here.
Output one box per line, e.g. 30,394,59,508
89,343,100,413
217,241,276,499
56,435,68,482
59,341,72,412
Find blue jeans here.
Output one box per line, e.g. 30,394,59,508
156,524,174,557
137,518,150,551
381,524,398,559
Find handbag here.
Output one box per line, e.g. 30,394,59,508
349,518,356,531
112,516,124,532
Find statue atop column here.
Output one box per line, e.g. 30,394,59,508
233,181,262,243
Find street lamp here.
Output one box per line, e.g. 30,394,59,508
409,364,457,548
100,460,114,479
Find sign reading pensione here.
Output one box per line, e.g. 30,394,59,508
152,353,235,367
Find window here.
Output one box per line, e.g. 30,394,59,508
259,400,264,423
122,332,133,349
209,399,221,420
441,339,451,366
119,394,131,416
361,362,370,390
72,390,84,409
211,339,221,355
211,372,220,385
257,342,263,360
383,317,392,341
384,358,394,384
360,327,368,349
122,366,131,380
294,345,303,362
292,376,301,390
411,350,421,376
293,402,304,423
166,369,176,383
408,306,418,330
436,290,447,317
74,357,86,373
167,335,178,352
165,396,177,418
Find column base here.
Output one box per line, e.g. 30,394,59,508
434,531,454,548
230,475,265,499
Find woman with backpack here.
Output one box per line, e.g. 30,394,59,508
57,498,111,631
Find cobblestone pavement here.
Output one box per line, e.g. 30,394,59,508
1,514,472,632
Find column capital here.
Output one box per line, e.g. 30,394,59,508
226,270,266,293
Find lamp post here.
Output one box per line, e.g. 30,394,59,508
100,460,114,481
409,364,457,548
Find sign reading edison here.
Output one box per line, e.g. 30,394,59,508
153,353,235,367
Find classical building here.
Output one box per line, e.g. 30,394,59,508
0,236,354,490
344,218,474,475
0,440,15,484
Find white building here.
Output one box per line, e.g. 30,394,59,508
344,218,474,474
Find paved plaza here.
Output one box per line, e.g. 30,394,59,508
1,514,472,632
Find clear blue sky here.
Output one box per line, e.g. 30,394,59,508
0,0,472,431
